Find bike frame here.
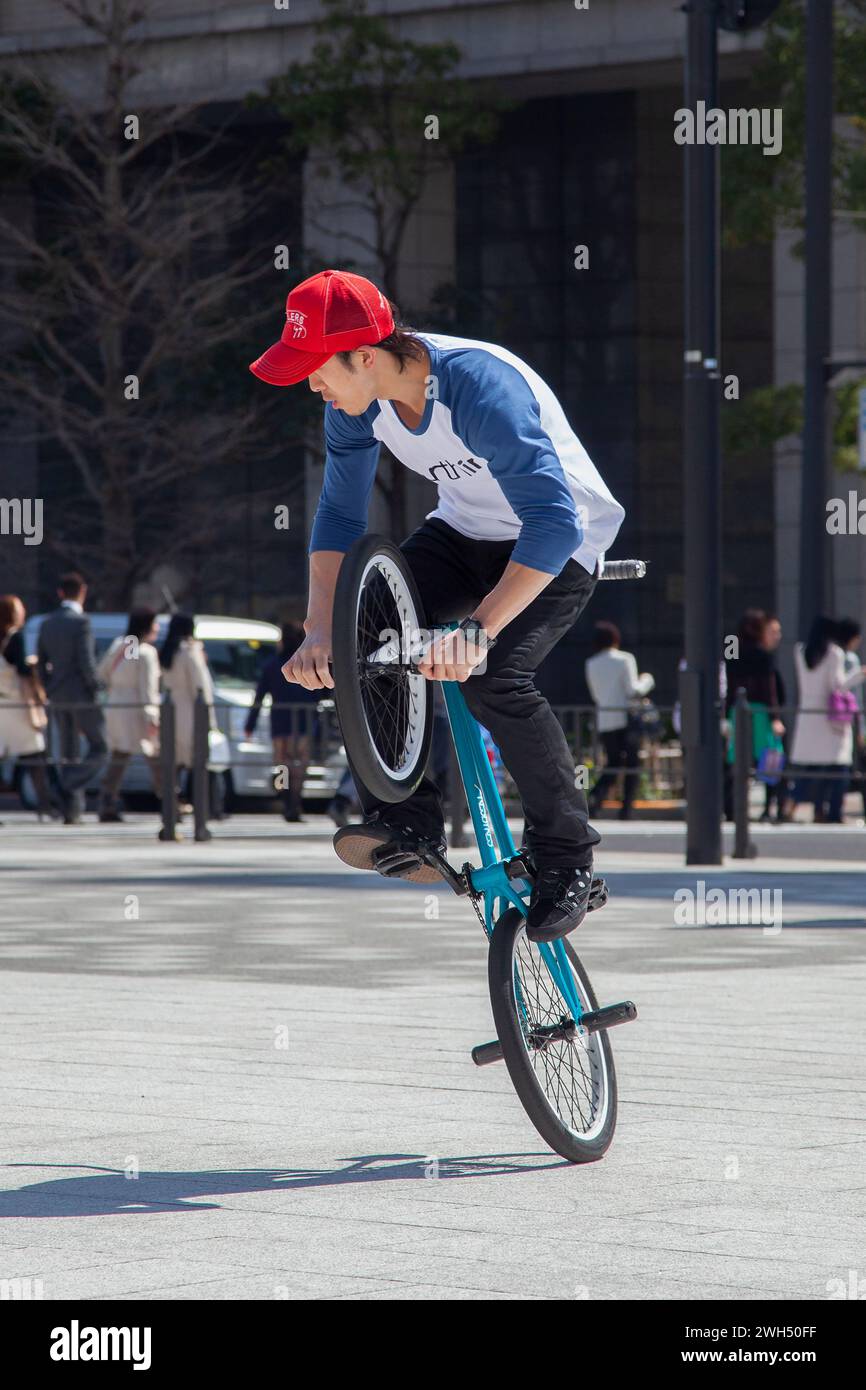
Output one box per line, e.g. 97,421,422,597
439,672,586,1025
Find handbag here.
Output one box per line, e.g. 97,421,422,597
628,698,662,739
27,695,48,732
22,656,48,729
827,689,858,727
756,744,786,786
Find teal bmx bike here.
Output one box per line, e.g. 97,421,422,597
331,534,641,1164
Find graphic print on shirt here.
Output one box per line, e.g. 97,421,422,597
429,458,484,482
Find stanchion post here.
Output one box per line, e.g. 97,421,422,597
732,687,758,859
159,690,177,842
192,689,212,843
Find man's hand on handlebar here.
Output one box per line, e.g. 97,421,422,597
416,626,490,684
282,630,334,690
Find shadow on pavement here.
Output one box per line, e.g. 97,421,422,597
1,1152,568,1217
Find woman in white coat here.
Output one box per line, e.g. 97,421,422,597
788,615,866,822
159,613,220,813
585,620,655,820
97,609,162,822
0,594,54,820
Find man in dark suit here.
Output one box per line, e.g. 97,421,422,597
37,572,108,823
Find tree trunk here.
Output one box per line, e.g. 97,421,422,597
100,476,137,607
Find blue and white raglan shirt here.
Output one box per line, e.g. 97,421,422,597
309,332,625,577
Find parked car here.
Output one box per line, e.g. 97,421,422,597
15,613,346,811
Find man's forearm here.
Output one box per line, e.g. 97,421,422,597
305,551,344,634
471,560,557,638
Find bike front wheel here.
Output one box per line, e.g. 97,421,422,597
331,534,434,803
488,908,617,1163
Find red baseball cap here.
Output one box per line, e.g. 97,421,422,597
249,269,394,386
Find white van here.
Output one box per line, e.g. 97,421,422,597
17,612,345,808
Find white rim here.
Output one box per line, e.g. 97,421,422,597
356,552,428,784
511,926,610,1143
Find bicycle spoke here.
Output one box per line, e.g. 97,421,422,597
511,930,605,1139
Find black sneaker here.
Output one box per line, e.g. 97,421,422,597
332,814,448,883
525,863,594,943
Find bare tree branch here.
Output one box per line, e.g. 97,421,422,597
0,0,304,606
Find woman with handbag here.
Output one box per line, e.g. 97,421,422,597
785,615,866,823
0,594,56,821
723,609,786,822
758,614,794,822
835,618,866,821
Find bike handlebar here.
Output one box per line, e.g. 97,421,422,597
599,559,647,581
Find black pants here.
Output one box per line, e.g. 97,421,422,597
591,726,641,817
348,518,601,869
792,764,849,821
51,705,109,799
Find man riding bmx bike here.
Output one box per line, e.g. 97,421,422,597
249,269,625,943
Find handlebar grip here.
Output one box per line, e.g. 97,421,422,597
599,560,647,581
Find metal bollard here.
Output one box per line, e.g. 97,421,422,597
732,688,758,859
591,713,602,791
158,690,178,842
192,689,212,843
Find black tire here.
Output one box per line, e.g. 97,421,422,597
331,534,434,804
488,907,617,1163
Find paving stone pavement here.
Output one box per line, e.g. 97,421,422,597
0,812,864,1301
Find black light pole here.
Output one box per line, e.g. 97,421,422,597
799,0,834,636
681,0,723,865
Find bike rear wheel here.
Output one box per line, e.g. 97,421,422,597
331,534,434,803
488,907,617,1163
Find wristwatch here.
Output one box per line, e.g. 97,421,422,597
456,616,496,652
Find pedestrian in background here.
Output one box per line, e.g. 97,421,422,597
245,622,319,822
723,608,785,822
585,620,655,820
834,617,865,822
785,615,866,823
97,609,162,822
160,613,222,818
37,572,108,824
759,613,791,822
0,594,54,821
